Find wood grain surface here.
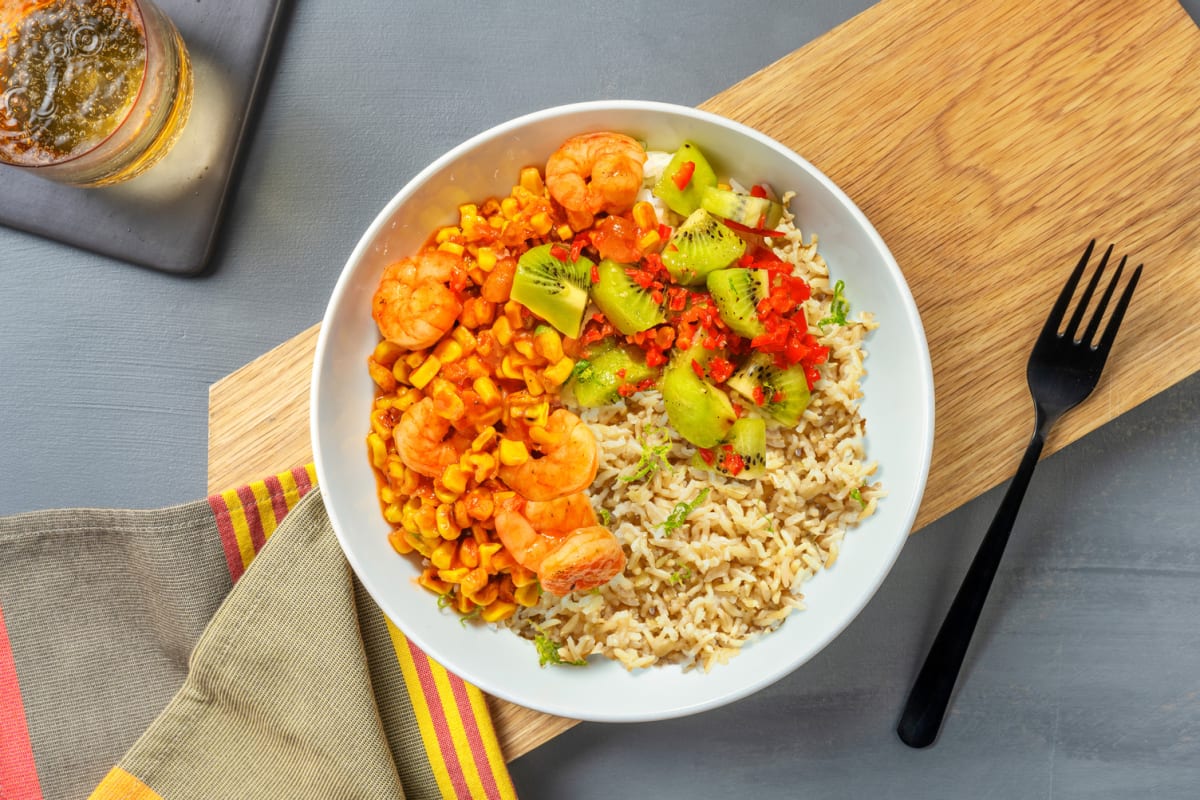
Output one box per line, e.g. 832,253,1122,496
209,0,1200,761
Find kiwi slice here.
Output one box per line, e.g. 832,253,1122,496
726,352,811,427
661,209,747,286
590,259,665,335
510,243,594,338
652,141,718,216
700,186,784,229
689,416,767,479
706,268,769,339
661,349,736,448
561,345,658,408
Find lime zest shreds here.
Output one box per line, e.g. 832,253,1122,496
850,487,864,506
597,507,612,526
818,279,849,328
534,631,588,667
619,426,675,483
659,487,711,536
669,566,693,585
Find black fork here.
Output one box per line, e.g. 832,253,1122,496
896,240,1143,748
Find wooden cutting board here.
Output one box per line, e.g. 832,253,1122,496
209,0,1200,761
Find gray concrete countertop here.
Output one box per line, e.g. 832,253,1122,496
3,2,1197,797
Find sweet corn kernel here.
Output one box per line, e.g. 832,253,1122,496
368,359,397,392
514,582,541,607
509,565,539,588
542,355,575,388
470,426,497,452
372,339,405,367
454,591,476,615
379,486,396,506
432,338,463,363
497,438,529,466
453,500,471,529
465,488,495,522
388,530,414,555
458,537,480,569
400,504,419,535
460,566,489,596
476,246,497,272
464,355,488,380
468,581,500,608
434,481,461,505
472,376,500,406
431,538,457,570
391,358,411,384
435,504,459,539
367,433,388,470
478,542,503,570
500,355,524,381
441,464,469,495
555,224,574,241
458,203,478,220
408,354,441,389
405,351,427,368
522,367,545,397
437,567,469,584
512,337,536,360
481,600,518,623
464,452,496,483
632,201,658,231
717,182,732,191
530,212,553,235
500,197,519,218
529,425,562,447
435,226,461,243
504,300,524,328
491,315,513,347
636,230,662,251
533,328,564,362
400,466,421,495
370,409,393,440
394,387,422,412
524,401,550,427
407,532,433,558
437,241,465,256
417,570,450,595
383,503,404,525
489,548,517,573
519,167,543,194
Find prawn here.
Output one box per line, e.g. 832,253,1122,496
498,409,599,501
494,506,625,595
393,397,463,478
372,249,464,349
545,132,646,230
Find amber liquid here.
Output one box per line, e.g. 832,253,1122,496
0,0,192,185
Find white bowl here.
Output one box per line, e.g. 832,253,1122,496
312,100,934,722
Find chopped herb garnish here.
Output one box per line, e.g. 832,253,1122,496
459,607,481,627
619,426,674,483
568,359,591,381
436,593,453,610
818,279,849,328
597,507,612,526
669,566,693,584
534,632,588,667
659,488,711,536
850,487,864,506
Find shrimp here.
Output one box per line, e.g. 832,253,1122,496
545,132,646,230
494,507,625,595
393,397,461,478
498,409,599,501
522,492,598,534
372,249,464,349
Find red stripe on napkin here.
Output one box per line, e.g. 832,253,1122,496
0,604,43,800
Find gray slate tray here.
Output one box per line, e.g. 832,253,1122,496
0,0,288,275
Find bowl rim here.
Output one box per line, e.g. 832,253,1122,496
311,99,935,721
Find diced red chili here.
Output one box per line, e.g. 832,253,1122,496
617,383,636,397
750,184,768,198
672,161,696,190
570,233,589,262
698,448,715,466
590,264,600,284
550,244,570,261
707,356,734,384
752,385,766,406
691,359,705,379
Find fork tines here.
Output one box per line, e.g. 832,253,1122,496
1043,239,1143,355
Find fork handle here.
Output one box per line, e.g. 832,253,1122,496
896,426,1048,748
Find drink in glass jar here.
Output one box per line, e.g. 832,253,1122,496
0,0,193,186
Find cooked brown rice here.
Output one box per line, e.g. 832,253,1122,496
507,207,882,671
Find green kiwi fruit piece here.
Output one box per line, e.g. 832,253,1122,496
590,259,665,335
726,352,811,427
652,141,718,216
661,349,737,448
700,186,784,229
510,243,594,338
706,268,770,339
661,208,747,286
561,345,658,408
689,416,767,479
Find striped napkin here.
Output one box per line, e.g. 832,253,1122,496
0,466,516,800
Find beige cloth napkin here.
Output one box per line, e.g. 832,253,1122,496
0,466,516,800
